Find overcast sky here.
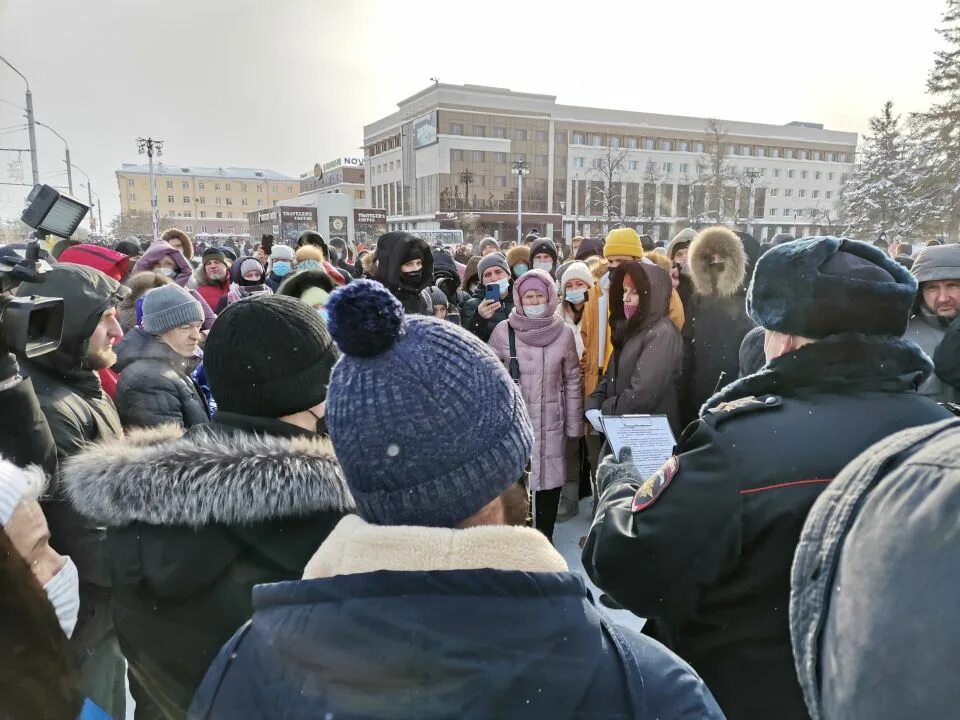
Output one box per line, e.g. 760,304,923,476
0,0,948,224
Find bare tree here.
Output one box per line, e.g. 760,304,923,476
588,144,629,235
697,119,737,221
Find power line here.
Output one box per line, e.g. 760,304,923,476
0,97,25,111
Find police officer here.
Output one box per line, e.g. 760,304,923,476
582,237,951,720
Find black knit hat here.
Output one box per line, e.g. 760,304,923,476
202,246,227,264
204,295,339,418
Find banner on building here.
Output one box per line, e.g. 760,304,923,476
328,215,348,243
353,209,387,248
413,111,438,148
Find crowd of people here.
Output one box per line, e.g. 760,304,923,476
0,220,958,720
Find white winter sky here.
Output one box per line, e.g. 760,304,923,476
0,0,949,223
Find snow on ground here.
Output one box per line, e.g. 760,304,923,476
553,497,647,635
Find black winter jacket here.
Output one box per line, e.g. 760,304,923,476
62,413,354,718
461,285,515,342
373,233,434,315
114,328,210,430
583,334,951,720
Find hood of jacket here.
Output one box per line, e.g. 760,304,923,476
374,233,433,292
461,255,481,291
61,422,354,528
431,247,461,282
689,226,748,297
609,262,672,345
58,244,130,282
114,326,197,375
17,263,128,376
229,255,266,286
705,333,933,411
191,261,229,289
277,268,336,298
132,241,191,279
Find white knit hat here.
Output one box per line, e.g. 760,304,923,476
0,458,46,525
559,261,595,290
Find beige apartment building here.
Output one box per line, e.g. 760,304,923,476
363,83,859,243
117,163,299,236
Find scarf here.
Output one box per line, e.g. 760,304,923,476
507,306,565,347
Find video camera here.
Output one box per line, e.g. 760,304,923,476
0,184,87,358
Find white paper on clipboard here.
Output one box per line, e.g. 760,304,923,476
600,414,676,478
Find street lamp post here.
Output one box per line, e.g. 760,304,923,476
72,162,96,233
36,121,73,196
511,159,529,242
458,168,474,210
0,55,39,186
136,137,164,242
743,168,760,235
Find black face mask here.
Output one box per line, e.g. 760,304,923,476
401,270,422,285
437,277,458,301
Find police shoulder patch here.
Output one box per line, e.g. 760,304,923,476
632,456,680,512
704,394,782,426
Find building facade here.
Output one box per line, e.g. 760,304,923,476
363,83,858,243
117,163,299,236
299,157,366,201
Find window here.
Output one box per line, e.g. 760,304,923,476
185,225,193,232
661,141,672,152
741,146,751,156
225,183,231,191
826,153,836,162
679,163,689,174
241,198,248,206
785,189,793,197
257,199,264,207
801,170,808,179
164,180,172,189
226,212,233,219
272,186,278,193
183,195,190,203
760,168,767,176
828,172,835,181
784,209,791,216
495,176,507,187
473,125,486,137
128,193,136,201
216,211,223,219
216,197,222,205
450,123,464,135
769,148,780,158
167,195,174,203
644,139,656,150
240,183,247,191
694,142,704,153
788,170,795,179
785,149,794,160
572,132,585,145
574,157,585,168
756,147,766,157
774,169,781,178
591,134,603,146
127,179,135,187
662,162,672,173
812,152,821,161
556,130,567,145
472,150,485,162
536,154,548,166
770,189,779,196
592,158,603,169
182,211,191,218
451,149,463,162
769,208,777,216
494,151,507,163
826,191,833,199
799,190,806,198
197,197,205,205
198,182,205,190
627,137,638,149
812,190,820,199
629,160,639,171
678,141,689,152
535,130,548,143
493,126,507,139
815,171,821,180
516,129,528,141
226,197,233,205
199,211,206,218
609,136,621,148
798,150,808,160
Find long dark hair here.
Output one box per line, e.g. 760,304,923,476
609,262,652,349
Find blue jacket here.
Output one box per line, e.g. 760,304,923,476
190,568,724,719
791,417,960,720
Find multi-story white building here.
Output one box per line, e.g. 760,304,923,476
363,83,858,243
299,157,367,201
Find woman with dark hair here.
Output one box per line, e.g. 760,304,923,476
371,232,433,314
585,262,683,435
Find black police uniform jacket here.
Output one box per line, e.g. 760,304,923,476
582,333,950,720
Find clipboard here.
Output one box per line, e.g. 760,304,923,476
600,414,676,478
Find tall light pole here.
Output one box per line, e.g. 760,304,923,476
743,168,760,235
72,162,96,232
458,168,474,210
0,55,39,186
136,137,164,241
36,121,73,196
511,159,529,242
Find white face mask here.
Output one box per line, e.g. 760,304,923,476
524,303,548,318
496,278,510,298
157,267,177,279
533,260,553,273
44,556,80,638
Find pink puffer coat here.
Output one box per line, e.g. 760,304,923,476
489,270,583,492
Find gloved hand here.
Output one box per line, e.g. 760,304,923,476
0,351,19,385
596,447,640,495
585,409,604,433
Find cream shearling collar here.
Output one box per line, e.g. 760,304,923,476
303,514,568,580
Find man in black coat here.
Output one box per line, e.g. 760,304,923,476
583,237,951,720
16,263,129,716
62,296,354,718
461,252,515,342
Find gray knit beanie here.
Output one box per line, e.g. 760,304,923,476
912,244,960,284
325,280,534,528
141,284,204,335
477,252,510,282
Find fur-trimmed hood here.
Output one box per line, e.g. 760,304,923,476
62,423,354,528
689,226,747,297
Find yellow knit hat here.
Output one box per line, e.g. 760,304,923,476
604,228,644,260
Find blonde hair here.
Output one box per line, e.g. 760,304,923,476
585,256,608,280
296,245,325,263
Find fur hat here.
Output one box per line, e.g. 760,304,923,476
689,226,748,297
747,237,917,339
161,228,194,260
506,245,530,271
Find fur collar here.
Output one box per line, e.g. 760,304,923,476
63,423,353,528
705,333,932,412
689,226,747,297
303,515,568,579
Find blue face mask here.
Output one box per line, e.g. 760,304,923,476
318,307,329,323
272,261,292,277
513,263,529,276
565,290,586,304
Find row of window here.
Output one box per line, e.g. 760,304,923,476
769,208,832,217
369,133,401,157
164,195,256,206
769,189,834,199
126,178,293,194
447,124,550,143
